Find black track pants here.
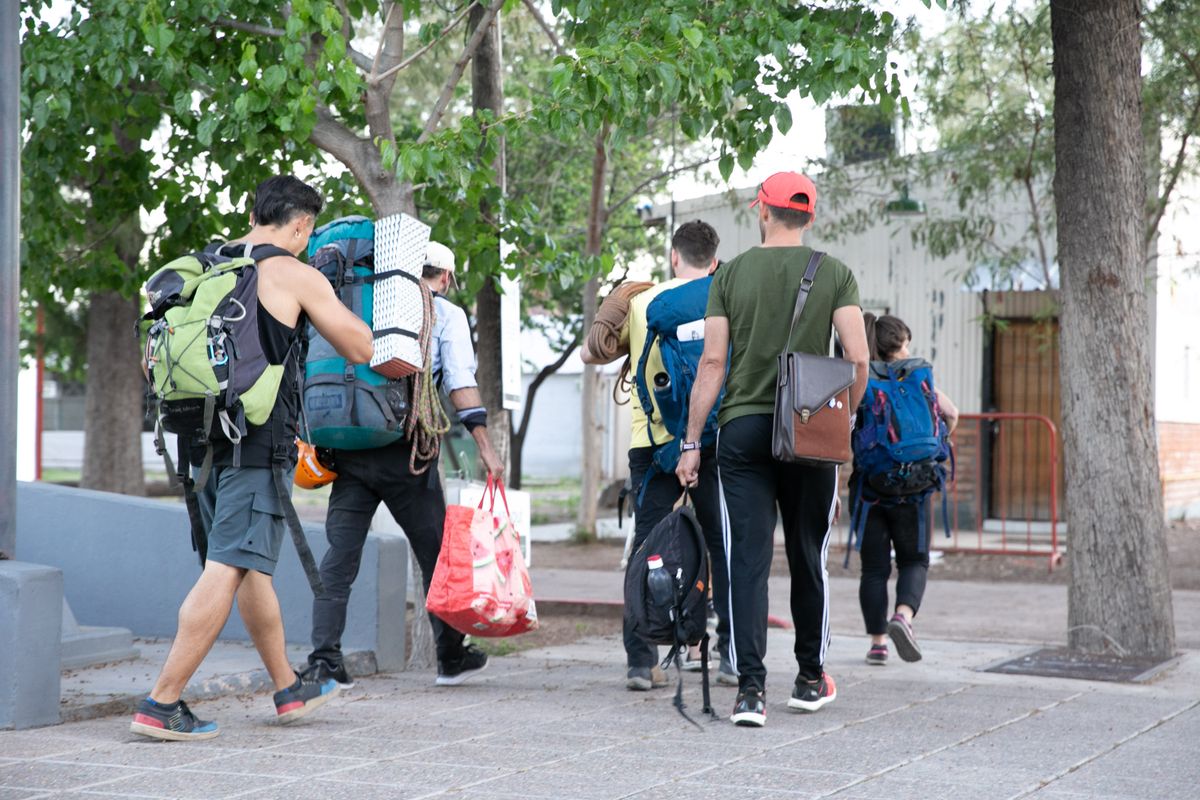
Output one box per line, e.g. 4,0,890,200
717,414,838,690
858,501,930,636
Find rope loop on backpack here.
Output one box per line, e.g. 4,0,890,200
407,282,450,475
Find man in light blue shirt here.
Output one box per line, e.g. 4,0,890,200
307,240,503,690
424,241,503,466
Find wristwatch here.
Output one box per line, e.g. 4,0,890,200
680,440,701,452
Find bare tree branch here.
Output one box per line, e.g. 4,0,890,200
1145,46,1200,250
309,105,376,182
371,2,477,85
370,1,408,93
515,336,579,441
1146,94,1200,251
370,2,400,79
215,17,284,37
607,156,719,217
418,0,505,144
522,0,565,55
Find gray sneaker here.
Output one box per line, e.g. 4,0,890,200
625,666,668,691
716,656,739,686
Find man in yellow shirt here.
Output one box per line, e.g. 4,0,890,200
582,220,734,690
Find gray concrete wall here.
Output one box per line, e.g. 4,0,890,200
0,561,63,729
15,482,407,669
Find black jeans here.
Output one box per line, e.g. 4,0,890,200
717,414,838,690
857,501,929,636
308,438,465,667
623,445,729,669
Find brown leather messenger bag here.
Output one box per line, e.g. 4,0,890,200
770,251,856,465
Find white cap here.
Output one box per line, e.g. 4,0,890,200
426,241,456,273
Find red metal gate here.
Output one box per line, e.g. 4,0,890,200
941,412,1062,568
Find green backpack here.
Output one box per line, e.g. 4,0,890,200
143,241,294,476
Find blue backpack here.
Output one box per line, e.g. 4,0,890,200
632,277,723,497
301,216,411,450
846,358,953,565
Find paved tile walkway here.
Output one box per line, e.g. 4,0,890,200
2,629,1197,800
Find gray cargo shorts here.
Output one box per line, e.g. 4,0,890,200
195,465,294,575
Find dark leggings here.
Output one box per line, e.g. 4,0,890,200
858,502,930,636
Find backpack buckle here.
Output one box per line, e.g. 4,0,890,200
800,408,811,424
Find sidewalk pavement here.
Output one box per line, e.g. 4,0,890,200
5,562,1198,798
1,627,1197,799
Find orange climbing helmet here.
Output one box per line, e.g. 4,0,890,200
294,438,337,490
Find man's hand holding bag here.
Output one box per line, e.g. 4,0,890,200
771,251,856,465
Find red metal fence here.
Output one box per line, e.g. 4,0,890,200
939,412,1062,568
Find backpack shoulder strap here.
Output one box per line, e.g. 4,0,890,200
249,243,294,262
207,241,293,263
272,466,325,596
781,251,825,358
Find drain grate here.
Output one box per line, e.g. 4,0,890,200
983,647,1179,683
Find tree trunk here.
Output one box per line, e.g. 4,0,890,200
80,290,146,496
1051,0,1175,657
470,3,511,475
576,127,610,538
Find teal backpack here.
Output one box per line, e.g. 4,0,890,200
302,216,412,449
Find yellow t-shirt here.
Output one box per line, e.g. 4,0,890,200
620,278,690,449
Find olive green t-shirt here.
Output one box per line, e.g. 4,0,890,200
706,246,860,427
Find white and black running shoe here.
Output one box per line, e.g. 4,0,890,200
731,689,767,727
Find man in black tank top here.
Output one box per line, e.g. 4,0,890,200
132,176,374,742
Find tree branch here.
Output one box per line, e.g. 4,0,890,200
417,0,504,144
522,0,565,55
370,2,399,79
607,156,719,218
371,2,477,86
214,17,284,37
515,337,579,441
369,1,408,92
309,106,376,183
1145,50,1200,250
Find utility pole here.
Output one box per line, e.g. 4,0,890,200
1,0,20,560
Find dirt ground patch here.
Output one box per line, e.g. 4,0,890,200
533,520,1200,590
470,614,624,657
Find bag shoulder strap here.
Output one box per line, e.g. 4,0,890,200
780,250,826,358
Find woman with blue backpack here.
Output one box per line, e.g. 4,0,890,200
851,314,958,665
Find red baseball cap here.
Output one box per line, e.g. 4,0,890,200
749,172,817,213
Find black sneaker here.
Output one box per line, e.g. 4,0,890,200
130,697,219,741
866,643,889,666
788,672,837,713
436,644,489,686
305,659,355,689
274,670,340,723
731,688,766,727
887,612,923,662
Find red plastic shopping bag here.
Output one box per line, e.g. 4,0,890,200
426,477,539,637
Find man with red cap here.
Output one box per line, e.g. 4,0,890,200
676,172,869,727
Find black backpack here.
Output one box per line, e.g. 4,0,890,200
623,497,716,726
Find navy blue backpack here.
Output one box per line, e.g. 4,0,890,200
632,277,723,498
846,358,953,565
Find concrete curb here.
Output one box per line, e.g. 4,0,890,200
60,650,380,724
